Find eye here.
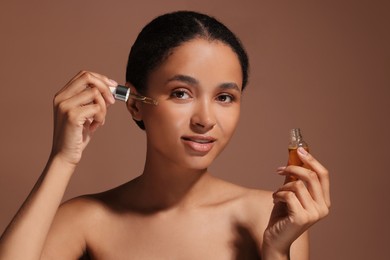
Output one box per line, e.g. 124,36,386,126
170,89,191,100
216,94,234,103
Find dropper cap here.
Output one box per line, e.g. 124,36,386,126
110,85,130,102
109,85,159,105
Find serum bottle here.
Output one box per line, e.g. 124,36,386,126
286,128,309,181
287,128,309,167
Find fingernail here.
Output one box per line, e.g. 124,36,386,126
276,166,286,174
109,95,116,104
298,147,308,156
108,79,118,86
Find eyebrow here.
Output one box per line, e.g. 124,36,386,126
219,82,241,92
166,74,199,86
166,74,241,92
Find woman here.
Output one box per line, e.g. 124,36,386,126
0,11,330,259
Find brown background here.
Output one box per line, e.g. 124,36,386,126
0,0,389,259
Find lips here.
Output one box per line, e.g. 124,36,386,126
181,135,216,153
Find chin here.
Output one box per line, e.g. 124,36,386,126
181,159,212,172
180,150,222,172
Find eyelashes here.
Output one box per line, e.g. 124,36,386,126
170,88,237,104
216,94,235,103
170,89,191,100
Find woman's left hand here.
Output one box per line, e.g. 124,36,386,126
263,147,331,257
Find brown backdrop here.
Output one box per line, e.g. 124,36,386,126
1,1,389,259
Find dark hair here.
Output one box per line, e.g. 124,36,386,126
126,11,249,130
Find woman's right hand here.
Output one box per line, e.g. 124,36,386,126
50,71,116,166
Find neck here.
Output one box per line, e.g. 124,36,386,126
133,149,213,211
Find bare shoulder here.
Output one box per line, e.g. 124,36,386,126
238,187,274,234
41,194,111,259
57,194,109,222
206,178,274,246
240,187,274,218
208,177,274,221
52,194,111,227
42,185,129,259
212,177,273,206
53,185,128,228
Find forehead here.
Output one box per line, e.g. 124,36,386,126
147,38,243,89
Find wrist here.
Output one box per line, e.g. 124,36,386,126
47,153,78,175
262,242,290,260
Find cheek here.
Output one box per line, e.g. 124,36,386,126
217,107,240,136
143,103,240,140
143,104,190,136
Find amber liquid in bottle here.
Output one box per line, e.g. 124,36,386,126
286,128,309,182
287,147,309,167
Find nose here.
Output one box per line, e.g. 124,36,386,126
190,99,216,132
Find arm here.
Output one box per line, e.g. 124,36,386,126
0,71,116,260
0,157,75,259
262,147,331,260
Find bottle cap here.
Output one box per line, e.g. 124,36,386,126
110,85,130,102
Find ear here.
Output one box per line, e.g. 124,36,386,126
125,82,143,121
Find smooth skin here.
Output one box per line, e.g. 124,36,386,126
0,39,330,259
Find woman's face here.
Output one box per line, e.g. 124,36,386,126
135,38,243,170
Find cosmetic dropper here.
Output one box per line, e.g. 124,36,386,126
109,85,158,105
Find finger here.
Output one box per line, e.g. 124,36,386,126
277,180,314,211
61,70,115,93
273,190,327,228
57,88,107,126
88,71,118,104
273,190,304,218
63,71,115,104
279,179,329,220
55,71,116,105
57,70,87,93
84,87,107,126
278,166,326,208
58,86,106,111
297,148,331,207
68,104,104,130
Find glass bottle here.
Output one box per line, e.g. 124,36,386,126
287,128,309,167
286,128,309,182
